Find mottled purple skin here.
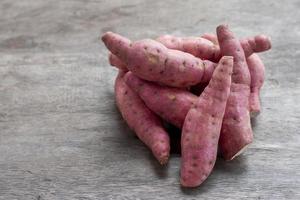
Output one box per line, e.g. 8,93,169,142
191,37,269,98
181,56,233,188
247,54,265,117
241,35,272,58
109,53,128,71
220,84,253,160
203,33,272,60
157,35,221,61
201,60,218,82
124,72,197,128
190,60,218,95
201,33,219,45
115,71,170,165
102,32,216,87
157,34,271,63
217,24,253,161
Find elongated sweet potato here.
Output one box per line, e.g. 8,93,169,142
109,53,128,71
192,35,269,96
202,33,271,58
102,32,217,87
157,34,271,62
156,35,220,61
217,25,253,161
115,71,170,164
124,72,197,128
201,33,218,45
241,35,272,59
247,54,265,117
181,56,233,187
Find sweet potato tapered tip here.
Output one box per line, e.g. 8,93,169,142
217,24,253,161
180,56,233,187
115,71,170,165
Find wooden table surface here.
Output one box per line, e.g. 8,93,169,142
0,0,299,199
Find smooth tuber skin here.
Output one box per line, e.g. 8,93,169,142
217,25,253,161
241,35,272,58
201,33,219,45
156,35,221,61
157,34,271,62
109,53,128,72
247,54,265,117
181,56,233,187
194,34,270,97
124,72,197,128
102,32,217,88
115,71,170,165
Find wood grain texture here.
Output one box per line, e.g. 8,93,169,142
0,0,299,199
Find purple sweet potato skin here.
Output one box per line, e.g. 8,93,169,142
202,60,218,82
217,25,253,161
190,60,218,95
124,72,197,128
201,33,219,45
109,53,128,71
157,34,271,63
157,35,221,61
127,39,207,87
102,32,215,87
180,56,233,187
220,84,253,159
241,35,272,58
102,32,131,61
247,54,265,117
115,71,170,164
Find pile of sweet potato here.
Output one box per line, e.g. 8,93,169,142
101,24,271,187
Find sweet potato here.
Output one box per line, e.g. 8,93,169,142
102,32,217,87
156,35,220,61
201,33,271,58
217,25,253,161
124,72,197,128
247,54,265,117
109,53,128,71
181,56,233,187
115,71,170,164
201,33,218,45
241,35,272,59
191,33,228,95
192,35,269,97
157,34,271,62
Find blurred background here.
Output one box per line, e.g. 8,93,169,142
0,0,299,199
